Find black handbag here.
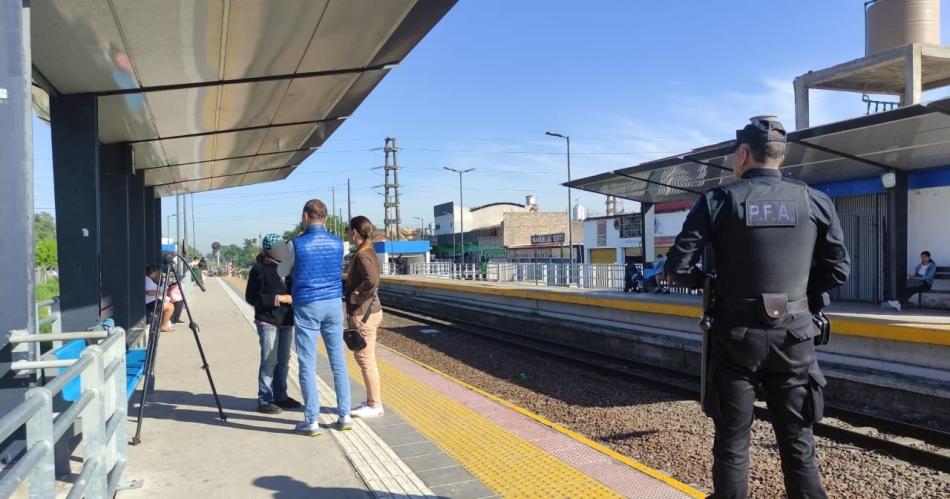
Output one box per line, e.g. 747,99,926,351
343,297,375,351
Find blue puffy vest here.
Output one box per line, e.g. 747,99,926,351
291,225,343,305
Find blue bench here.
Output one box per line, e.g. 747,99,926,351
52,339,148,401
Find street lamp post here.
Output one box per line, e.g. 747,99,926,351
166,213,177,243
413,216,425,239
443,167,474,263
545,131,575,269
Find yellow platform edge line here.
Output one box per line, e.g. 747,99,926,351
384,277,950,346
368,349,622,497
382,345,706,499
317,336,620,496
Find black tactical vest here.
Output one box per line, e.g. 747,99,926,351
711,176,816,301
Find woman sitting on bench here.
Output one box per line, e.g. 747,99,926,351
145,264,175,331
888,250,937,311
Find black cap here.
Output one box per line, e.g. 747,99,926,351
729,115,786,154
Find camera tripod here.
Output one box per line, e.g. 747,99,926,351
131,251,226,445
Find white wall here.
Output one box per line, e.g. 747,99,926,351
908,186,950,269
434,203,527,236
582,217,642,261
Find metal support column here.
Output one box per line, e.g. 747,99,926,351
128,175,147,326
51,94,101,332
0,0,35,404
151,193,162,264
99,144,132,328
884,171,909,303
641,202,655,263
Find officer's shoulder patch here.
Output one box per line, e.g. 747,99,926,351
745,200,797,227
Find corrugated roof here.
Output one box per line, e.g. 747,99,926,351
32,0,456,197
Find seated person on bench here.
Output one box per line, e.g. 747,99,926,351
145,264,175,332
888,250,937,312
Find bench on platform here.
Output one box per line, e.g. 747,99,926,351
53,339,148,401
918,266,950,309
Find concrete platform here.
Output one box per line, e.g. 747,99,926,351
118,277,700,498
122,278,371,498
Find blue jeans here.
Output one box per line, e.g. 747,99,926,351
256,323,293,406
294,298,350,423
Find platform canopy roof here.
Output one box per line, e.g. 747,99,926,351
566,97,950,204
30,0,455,197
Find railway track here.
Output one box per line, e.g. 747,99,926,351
382,305,950,474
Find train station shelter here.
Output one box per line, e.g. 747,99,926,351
567,101,950,304
0,0,455,414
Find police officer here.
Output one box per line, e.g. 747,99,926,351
665,116,850,499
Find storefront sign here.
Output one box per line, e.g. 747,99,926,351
531,232,565,245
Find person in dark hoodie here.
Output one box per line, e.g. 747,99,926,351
245,233,301,414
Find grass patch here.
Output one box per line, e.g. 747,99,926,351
36,278,59,334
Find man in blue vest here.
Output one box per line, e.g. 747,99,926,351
278,199,352,435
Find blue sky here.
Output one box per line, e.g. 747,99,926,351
32,1,950,252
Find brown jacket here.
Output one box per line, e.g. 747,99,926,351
345,249,381,318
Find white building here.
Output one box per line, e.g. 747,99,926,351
433,201,531,236
582,211,655,264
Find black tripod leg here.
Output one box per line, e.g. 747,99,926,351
171,267,227,421
131,265,170,445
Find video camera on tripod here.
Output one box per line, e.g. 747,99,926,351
133,251,226,445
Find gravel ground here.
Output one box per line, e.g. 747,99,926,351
377,313,950,498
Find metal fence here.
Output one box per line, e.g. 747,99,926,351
1,327,129,498
31,297,63,365
402,262,628,291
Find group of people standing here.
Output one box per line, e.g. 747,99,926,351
244,199,384,435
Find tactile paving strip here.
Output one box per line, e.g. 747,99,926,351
320,345,621,498
217,278,436,498
376,349,698,499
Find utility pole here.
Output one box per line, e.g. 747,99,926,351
382,137,401,240
332,186,336,236
606,195,617,216
183,193,190,257
175,195,181,254
347,178,352,222
191,193,197,256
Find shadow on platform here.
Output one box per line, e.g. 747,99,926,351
252,475,447,499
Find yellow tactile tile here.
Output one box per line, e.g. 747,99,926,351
319,343,621,499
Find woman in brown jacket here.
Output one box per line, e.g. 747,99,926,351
345,216,385,418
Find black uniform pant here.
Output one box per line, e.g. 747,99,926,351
704,315,827,499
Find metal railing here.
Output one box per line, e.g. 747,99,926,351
32,297,63,365
401,262,629,291
36,298,62,335
397,261,701,295
1,327,129,498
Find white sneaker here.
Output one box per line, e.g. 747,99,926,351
337,415,354,431
887,300,902,312
352,404,385,419
293,420,322,437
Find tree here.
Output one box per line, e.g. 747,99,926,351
34,212,56,243
283,222,305,241
35,239,58,269
283,216,347,240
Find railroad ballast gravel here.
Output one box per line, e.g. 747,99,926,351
377,314,950,498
